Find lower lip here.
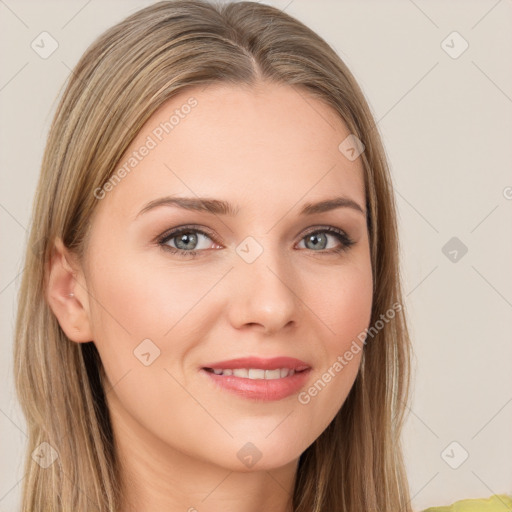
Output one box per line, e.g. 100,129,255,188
201,368,311,401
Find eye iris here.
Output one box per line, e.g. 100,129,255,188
305,232,327,250
175,232,198,250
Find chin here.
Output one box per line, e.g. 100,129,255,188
223,435,309,473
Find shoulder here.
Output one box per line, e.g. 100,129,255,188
422,494,512,511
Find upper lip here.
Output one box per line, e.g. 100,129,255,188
202,356,311,371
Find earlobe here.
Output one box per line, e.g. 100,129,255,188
46,237,93,343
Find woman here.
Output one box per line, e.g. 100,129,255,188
13,1,509,510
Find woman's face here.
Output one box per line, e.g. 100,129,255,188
73,82,373,471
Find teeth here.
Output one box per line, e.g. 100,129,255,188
248,369,265,379
208,368,299,379
265,369,281,379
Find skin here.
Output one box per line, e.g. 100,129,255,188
47,82,373,512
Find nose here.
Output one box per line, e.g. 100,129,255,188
226,243,299,335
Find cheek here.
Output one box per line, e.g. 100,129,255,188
87,246,221,343
294,257,372,427
84,243,234,397
328,267,373,348
307,254,373,351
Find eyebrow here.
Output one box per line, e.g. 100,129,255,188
136,195,366,218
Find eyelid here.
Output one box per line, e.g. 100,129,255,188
156,224,219,245
300,224,347,238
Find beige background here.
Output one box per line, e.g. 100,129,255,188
1,0,511,510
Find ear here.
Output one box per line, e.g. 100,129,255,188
46,237,93,343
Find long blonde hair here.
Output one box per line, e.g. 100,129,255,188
14,1,413,510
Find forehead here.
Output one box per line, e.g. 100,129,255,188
98,82,366,219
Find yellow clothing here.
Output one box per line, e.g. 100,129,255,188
423,494,512,511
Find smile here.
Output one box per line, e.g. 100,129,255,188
200,356,312,401
204,367,301,379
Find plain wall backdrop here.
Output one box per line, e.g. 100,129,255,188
1,0,511,510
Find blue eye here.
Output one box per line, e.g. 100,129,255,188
299,227,355,253
157,225,355,258
158,226,216,257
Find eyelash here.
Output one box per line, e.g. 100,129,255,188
157,224,355,258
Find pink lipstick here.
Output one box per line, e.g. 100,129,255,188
200,356,311,401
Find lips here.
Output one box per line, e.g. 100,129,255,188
201,356,311,401
202,356,310,371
